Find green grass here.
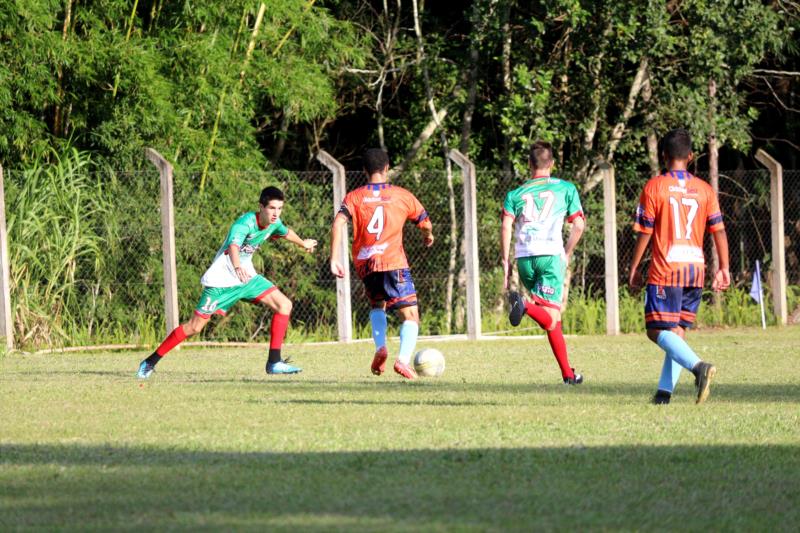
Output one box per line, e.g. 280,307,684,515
2,328,799,531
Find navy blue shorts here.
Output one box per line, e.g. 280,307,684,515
362,268,418,311
644,284,702,330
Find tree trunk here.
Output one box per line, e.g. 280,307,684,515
54,0,73,138
500,2,513,177
272,110,290,162
641,65,659,175
708,78,721,306
411,0,458,333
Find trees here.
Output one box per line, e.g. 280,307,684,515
0,0,366,172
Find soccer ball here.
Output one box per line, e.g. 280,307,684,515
413,348,445,377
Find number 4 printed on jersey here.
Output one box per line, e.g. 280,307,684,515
522,191,555,222
367,205,385,241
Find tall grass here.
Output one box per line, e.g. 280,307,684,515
7,149,115,348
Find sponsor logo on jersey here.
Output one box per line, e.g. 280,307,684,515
536,283,556,296
363,196,390,203
357,243,389,260
241,243,259,255
656,286,666,300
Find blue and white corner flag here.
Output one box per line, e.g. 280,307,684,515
750,260,767,329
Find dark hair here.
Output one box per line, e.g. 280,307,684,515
661,128,693,161
259,186,284,206
528,141,554,169
363,148,390,175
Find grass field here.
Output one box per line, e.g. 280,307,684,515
2,327,799,531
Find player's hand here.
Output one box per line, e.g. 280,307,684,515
234,266,251,283
712,268,731,292
423,232,434,247
628,268,643,292
302,238,318,253
501,258,510,290
330,260,345,278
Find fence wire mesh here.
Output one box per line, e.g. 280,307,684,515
4,162,798,351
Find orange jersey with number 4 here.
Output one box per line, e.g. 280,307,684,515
633,170,724,287
340,183,430,278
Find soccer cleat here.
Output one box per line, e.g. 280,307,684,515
693,362,716,404
507,291,525,327
563,369,583,385
266,359,302,375
137,360,155,379
653,390,672,405
393,360,418,380
371,346,388,375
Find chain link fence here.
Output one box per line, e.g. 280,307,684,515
3,158,798,351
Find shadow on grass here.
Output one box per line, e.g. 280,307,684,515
186,378,800,403
1,443,798,530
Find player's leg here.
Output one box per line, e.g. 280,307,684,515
363,273,389,375
522,255,581,384
137,287,232,378
510,256,557,331
679,288,716,403
137,314,211,378
385,269,420,380
254,282,301,375
645,286,714,403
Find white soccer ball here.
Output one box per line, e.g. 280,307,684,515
413,348,445,377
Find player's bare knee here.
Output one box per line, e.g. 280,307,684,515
398,305,419,323
280,299,293,315
183,319,206,337
545,309,560,331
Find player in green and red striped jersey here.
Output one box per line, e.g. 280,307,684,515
137,186,317,379
501,141,586,385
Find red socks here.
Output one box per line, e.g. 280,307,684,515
546,322,575,380
270,313,290,350
524,301,555,330
155,325,187,356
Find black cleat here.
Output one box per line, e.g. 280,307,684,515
693,362,716,404
653,390,672,405
508,291,525,327
563,369,583,385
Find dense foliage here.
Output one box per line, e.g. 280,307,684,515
1,1,798,348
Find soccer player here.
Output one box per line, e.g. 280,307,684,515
330,148,434,380
136,186,318,379
502,140,586,385
629,128,730,404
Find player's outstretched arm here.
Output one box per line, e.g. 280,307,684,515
712,229,731,292
500,214,514,290
284,228,317,253
564,215,585,261
330,213,348,278
628,232,652,291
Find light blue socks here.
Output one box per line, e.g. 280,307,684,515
656,330,700,381
657,354,683,393
369,309,387,350
397,320,419,364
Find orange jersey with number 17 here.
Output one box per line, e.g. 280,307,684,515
633,170,725,287
339,183,430,279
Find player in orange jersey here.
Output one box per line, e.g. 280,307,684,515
629,128,730,405
330,148,434,379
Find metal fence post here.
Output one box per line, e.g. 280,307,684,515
448,149,481,340
755,149,787,326
600,162,620,335
0,164,13,350
316,150,352,343
144,148,180,336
